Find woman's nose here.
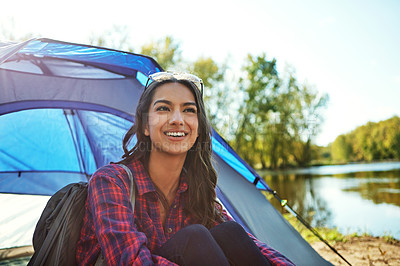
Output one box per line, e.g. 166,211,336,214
169,110,184,125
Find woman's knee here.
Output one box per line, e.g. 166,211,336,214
178,224,213,246
217,221,245,231
179,224,209,238
210,221,247,239
181,224,208,234
210,221,271,265
165,224,215,250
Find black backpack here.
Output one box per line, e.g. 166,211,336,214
28,164,135,266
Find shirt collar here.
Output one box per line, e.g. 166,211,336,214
177,170,188,194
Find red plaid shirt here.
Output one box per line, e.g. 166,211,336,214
76,159,294,265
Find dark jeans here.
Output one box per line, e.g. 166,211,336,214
155,221,271,266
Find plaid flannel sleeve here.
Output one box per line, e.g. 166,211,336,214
88,166,177,265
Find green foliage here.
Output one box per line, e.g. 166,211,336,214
331,135,352,162
140,36,182,70
189,57,234,136
233,56,328,169
233,54,280,168
331,116,400,163
317,144,332,163
382,233,399,244
190,57,222,89
283,214,347,244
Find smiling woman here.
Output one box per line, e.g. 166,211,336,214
75,71,294,265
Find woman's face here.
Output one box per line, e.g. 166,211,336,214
145,82,199,157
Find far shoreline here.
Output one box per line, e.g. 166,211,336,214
257,160,400,176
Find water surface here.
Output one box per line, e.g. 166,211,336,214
263,162,400,239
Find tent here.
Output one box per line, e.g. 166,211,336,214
0,38,330,265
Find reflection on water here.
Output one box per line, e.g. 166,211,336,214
341,171,400,206
263,162,400,239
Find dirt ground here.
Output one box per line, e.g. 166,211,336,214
1,237,399,265
311,236,400,265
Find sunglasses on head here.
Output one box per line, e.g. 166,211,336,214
144,71,204,97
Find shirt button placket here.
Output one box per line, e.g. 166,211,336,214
167,227,173,234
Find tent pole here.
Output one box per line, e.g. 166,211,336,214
254,177,351,265
270,190,352,266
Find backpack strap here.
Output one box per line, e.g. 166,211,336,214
95,163,136,266
117,163,136,211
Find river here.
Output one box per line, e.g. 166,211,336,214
262,161,400,240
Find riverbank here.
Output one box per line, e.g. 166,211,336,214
311,236,400,265
284,214,400,265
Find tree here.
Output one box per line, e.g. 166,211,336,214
290,80,329,166
233,56,328,169
189,57,235,136
140,36,182,70
234,53,280,168
331,135,352,162
330,116,400,163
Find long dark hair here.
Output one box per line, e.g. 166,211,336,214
121,77,224,228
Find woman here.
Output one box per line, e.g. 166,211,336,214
76,72,294,265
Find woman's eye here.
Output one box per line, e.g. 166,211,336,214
184,108,197,113
156,106,170,111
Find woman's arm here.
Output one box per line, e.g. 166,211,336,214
88,165,177,265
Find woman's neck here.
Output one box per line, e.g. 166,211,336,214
147,152,186,201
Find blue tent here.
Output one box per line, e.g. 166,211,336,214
0,38,330,265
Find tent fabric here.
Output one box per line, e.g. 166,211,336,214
0,39,33,64
212,129,268,190
0,38,330,265
0,108,132,195
214,155,329,265
0,68,144,117
1,38,162,77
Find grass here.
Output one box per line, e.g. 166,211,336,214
284,213,399,245
382,233,399,245
284,214,361,244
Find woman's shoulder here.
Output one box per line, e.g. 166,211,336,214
91,160,143,182
92,163,124,177
89,163,132,187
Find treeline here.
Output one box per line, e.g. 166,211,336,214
331,116,400,163
2,27,329,169
139,38,329,169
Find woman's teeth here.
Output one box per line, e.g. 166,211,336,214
165,132,186,137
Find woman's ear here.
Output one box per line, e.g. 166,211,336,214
144,124,150,136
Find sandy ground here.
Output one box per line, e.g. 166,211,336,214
1,238,400,265
311,236,400,265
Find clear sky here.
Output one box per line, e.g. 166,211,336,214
1,0,399,146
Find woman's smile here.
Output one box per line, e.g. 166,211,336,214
164,131,188,138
